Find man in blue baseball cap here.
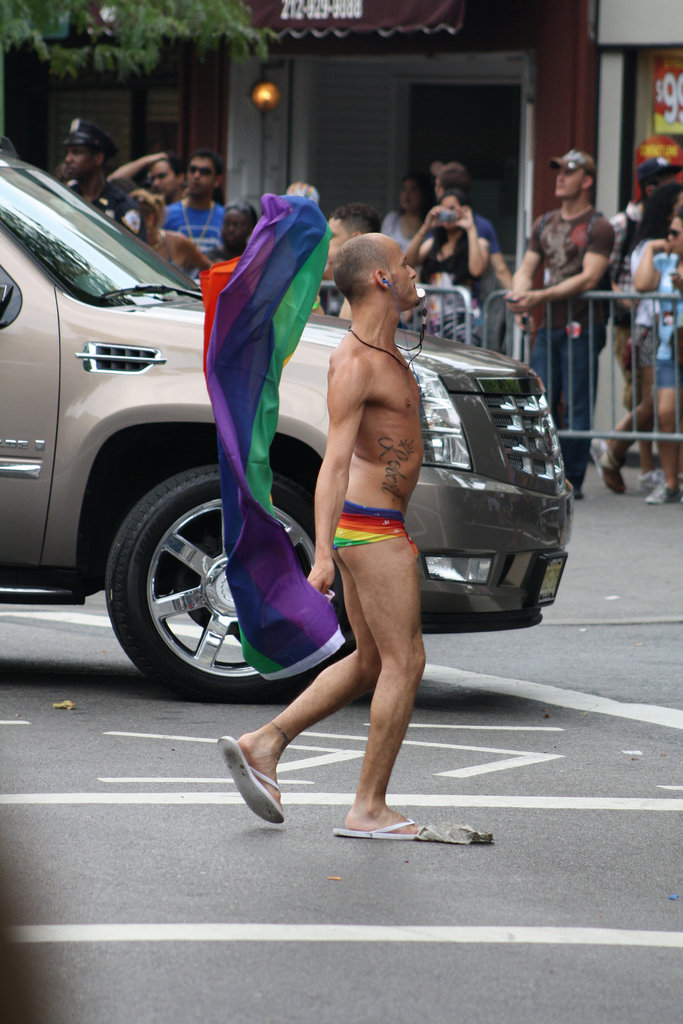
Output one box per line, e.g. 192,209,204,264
63,119,146,240
636,156,682,199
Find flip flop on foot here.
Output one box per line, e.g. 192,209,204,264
218,736,284,824
333,819,417,840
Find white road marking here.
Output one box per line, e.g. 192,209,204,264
0,720,30,725
435,753,562,779
105,731,216,743
277,750,365,772
7,923,683,948
96,778,314,785
658,785,683,790
0,610,112,628
305,731,563,779
422,665,683,731
407,724,564,732
103,733,365,774
1,793,681,810
105,732,347,755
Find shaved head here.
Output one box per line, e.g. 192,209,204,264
333,233,395,303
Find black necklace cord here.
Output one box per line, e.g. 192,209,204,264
347,328,409,371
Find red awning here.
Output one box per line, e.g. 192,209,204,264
248,1,465,39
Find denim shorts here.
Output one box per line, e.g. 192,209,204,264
654,356,683,389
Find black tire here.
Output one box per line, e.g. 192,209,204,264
105,465,347,701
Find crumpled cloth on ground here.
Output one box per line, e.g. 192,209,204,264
416,822,494,844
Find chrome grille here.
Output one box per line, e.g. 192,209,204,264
481,389,564,492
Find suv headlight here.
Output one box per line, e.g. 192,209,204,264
415,366,471,470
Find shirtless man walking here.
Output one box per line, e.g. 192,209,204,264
219,233,425,839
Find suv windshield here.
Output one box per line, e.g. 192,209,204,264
0,161,200,306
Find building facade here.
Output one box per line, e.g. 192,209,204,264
5,1,683,266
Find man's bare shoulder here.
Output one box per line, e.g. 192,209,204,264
328,335,377,385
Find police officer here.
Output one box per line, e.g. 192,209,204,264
63,119,146,240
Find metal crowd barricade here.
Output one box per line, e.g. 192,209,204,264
318,281,683,444
484,288,683,444
318,279,477,346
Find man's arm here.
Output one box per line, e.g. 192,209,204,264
509,248,542,295
108,152,167,183
634,239,667,292
307,357,367,594
507,250,608,312
490,251,512,290
459,206,489,278
404,205,442,269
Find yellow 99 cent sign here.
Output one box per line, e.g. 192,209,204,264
654,56,683,134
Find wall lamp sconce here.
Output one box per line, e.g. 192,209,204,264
250,80,281,113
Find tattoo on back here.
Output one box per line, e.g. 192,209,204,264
378,437,415,497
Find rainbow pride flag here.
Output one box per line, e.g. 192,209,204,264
205,193,344,680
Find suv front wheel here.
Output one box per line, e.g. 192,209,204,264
105,465,334,701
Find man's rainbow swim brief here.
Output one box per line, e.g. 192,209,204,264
333,499,418,557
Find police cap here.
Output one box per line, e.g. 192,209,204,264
63,119,118,160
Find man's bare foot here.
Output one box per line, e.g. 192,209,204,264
342,805,418,836
217,731,285,824
236,724,287,807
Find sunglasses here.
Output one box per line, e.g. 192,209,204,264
667,228,681,239
188,165,213,176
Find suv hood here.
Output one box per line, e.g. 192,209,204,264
122,306,535,396
302,315,535,394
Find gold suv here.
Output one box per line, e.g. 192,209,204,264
0,150,572,700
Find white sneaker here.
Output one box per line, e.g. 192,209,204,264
637,469,666,492
590,439,608,469
644,482,682,504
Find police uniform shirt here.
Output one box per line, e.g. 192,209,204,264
69,180,147,241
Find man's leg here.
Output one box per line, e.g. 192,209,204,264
233,536,424,832
332,536,425,833
560,326,603,491
232,548,385,810
531,326,562,423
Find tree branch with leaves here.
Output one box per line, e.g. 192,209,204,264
0,0,272,78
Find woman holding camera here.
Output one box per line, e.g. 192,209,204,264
404,189,489,342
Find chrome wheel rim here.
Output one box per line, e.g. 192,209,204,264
146,498,315,679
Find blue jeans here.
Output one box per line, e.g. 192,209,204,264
530,324,605,490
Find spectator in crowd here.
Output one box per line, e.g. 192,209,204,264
631,202,683,503
606,156,683,489
62,119,146,240
164,149,225,255
507,149,614,499
597,181,683,494
405,188,489,342
637,155,682,200
323,203,382,317
108,151,186,205
434,161,512,290
381,172,435,252
205,201,259,263
147,153,186,205
130,188,210,276
324,203,382,278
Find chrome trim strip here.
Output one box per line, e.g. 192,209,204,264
0,461,41,478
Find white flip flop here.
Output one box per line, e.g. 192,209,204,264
218,736,284,824
333,819,417,840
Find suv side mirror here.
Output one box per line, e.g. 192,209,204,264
0,272,22,328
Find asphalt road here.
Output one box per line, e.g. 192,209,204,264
1,460,682,1024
